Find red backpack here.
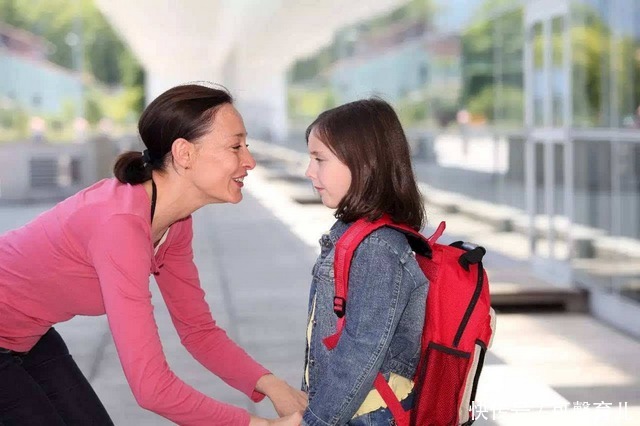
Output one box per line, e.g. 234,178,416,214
323,215,495,426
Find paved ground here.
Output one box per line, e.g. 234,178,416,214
0,143,638,425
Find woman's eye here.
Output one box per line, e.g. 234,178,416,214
232,145,241,150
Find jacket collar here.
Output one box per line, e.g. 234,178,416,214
326,220,353,246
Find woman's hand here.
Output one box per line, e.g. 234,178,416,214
255,374,308,416
249,411,302,426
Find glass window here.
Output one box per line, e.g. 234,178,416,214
552,16,566,126
461,7,524,129
572,0,640,128
572,2,609,127
532,22,544,127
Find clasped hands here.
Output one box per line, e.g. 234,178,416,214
249,374,308,426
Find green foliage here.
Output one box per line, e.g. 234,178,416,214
287,86,336,122
0,0,143,91
362,0,433,34
84,89,103,125
100,86,143,124
0,0,24,27
0,104,29,142
467,84,523,123
461,6,523,108
289,46,332,83
289,0,434,84
0,0,144,139
462,0,640,128
396,96,428,126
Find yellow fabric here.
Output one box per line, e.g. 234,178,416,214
304,295,414,418
304,295,317,387
353,373,414,417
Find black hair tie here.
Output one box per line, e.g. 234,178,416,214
141,149,153,166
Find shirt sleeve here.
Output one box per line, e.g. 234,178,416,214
87,214,251,426
303,237,414,426
153,217,271,401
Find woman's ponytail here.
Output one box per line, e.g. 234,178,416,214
113,151,152,184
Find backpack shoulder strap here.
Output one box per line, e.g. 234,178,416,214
323,217,389,349
323,215,427,350
323,216,429,426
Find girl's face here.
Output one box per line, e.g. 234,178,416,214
305,130,352,209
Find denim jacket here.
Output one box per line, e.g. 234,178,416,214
302,220,428,426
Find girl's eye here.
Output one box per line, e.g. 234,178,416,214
314,157,324,162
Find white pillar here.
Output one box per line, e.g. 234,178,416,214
145,73,182,105
144,68,223,105
223,48,289,143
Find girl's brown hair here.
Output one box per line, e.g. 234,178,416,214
306,98,425,230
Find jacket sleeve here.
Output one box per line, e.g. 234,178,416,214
88,214,251,426
303,237,415,426
154,217,270,400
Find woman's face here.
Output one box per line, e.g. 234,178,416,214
305,130,352,209
190,104,256,204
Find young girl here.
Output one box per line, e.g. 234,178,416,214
301,98,428,425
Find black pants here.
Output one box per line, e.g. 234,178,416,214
0,328,113,426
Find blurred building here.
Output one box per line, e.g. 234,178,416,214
287,0,640,336
0,22,83,115
328,21,430,103
25,0,636,337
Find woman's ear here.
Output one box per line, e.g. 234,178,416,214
171,138,194,170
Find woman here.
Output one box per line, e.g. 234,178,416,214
0,84,305,426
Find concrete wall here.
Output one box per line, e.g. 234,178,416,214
0,137,123,204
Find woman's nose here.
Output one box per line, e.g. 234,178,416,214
243,150,256,170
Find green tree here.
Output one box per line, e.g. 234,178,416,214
461,4,524,125
0,0,143,93
0,0,25,27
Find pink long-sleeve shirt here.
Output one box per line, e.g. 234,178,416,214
0,178,270,425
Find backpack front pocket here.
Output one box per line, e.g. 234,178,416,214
411,342,471,426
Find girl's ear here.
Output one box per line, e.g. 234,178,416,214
171,138,195,170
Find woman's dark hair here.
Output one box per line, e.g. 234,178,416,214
305,98,425,230
113,84,233,184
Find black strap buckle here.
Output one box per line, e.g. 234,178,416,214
458,247,486,271
333,297,346,318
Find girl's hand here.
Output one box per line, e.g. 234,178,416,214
249,411,302,426
256,374,308,416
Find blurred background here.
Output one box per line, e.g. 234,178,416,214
1,0,639,424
